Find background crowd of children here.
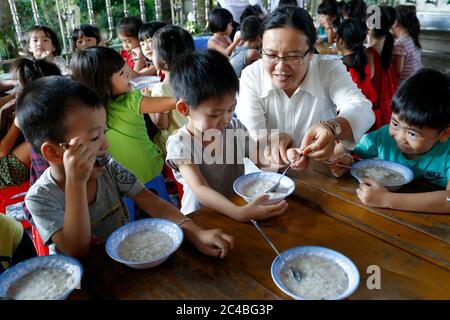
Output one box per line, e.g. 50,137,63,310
0,0,448,273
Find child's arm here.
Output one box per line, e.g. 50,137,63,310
133,188,235,258
0,100,21,157
178,163,288,222
393,54,404,76
356,178,450,214
51,137,95,258
139,96,176,114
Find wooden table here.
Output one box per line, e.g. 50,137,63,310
79,163,450,299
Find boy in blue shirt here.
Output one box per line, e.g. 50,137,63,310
329,69,450,213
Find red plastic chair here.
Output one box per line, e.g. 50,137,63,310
0,181,49,256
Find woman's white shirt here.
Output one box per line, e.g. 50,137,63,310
235,55,375,150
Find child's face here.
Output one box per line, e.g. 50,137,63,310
185,93,236,133
140,37,153,60
118,33,140,52
318,14,333,26
389,114,445,157
29,30,55,58
76,34,98,50
225,22,233,35
111,64,132,96
62,107,109,179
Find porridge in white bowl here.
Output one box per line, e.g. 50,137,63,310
118,230,174,262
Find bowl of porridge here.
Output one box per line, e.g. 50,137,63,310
130,76,160,90
350,159,414,191
233,172,296,205
0,255,82,300
105,218,183,269
271,246,360,300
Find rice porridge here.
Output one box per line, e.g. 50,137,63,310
7,268,72,300
355,166,405,185
118,230,174,262
281,255,348,299
242,179,288,199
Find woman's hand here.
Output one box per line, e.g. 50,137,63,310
262,132,293,169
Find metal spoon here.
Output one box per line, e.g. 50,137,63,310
322,160,353,169
250,219,302,283
263,163,293,194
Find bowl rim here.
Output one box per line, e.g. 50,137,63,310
0,254,83,300
350,159,414,187
271,245,360,300
105,218,184,266
233,171,296,201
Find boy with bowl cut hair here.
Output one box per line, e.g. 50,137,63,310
328,69,450,213
16,76,234,258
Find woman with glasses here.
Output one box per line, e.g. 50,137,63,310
235,6,375,170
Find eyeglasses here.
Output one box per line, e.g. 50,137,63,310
261,48,311,65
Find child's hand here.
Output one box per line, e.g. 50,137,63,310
131,47,144,61
356,178,391,208
62,137,96,184
329,153,353,177
35,50,51,60
191,228,235,259
239,194,288,222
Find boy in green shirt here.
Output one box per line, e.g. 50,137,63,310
328,69,450,213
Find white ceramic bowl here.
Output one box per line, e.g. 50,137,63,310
233,171,295,205
130,76,160,90
271,246,360,300
105,218,183,269
350,159,414,191
0,255,83,300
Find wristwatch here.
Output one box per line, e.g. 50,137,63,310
319,119,342,139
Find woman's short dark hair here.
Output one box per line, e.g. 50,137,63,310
70,46,124,104
392,68,449,131
262,6,316,50
72,24,101,46
117,16,143,38
209,8,233,33
16,76,104,153
170,49,239,108
28,25,62,56
138,21,166,41
152,25,195,71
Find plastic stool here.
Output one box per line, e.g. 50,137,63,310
124,174,170,221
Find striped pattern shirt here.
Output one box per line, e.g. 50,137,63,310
393,36,422,82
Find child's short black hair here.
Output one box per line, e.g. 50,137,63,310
16,76,104,152
117,16,142,38
392,69,450,131
70,46,124,104
318,0,338,17
343,0,367,22
28,25,62,56
138,21,166,41
170,49,239,108
278,0,298,8
240,16,262,42
262,6,316,51
72,24,101,46
239,5,264,24
152,25,195,71
209,8,233,33
11,58,61,88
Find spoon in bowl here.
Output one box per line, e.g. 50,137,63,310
251,219,302,283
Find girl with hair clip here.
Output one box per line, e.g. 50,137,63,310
367,6,399,129
336,18,377,106
70,46,176,184
27,26,69,75
392,5,422,82
0,58,61,189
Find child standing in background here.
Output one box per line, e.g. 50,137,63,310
27,25,69,75
150,25,194,157
317,0,339,45
392,5,422,82
138,21,166,78
70,46,176,184
72,24,102,51
207,8,241,57
230,16,262,78
336,19,377,106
